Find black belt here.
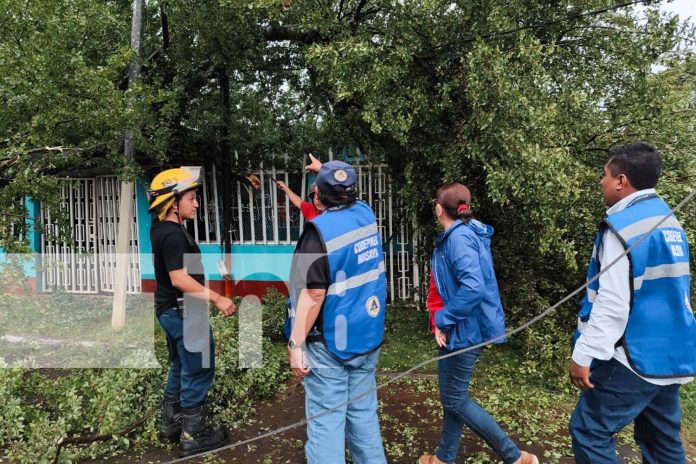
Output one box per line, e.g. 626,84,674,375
306,332,324,343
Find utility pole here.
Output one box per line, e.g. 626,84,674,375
112,0,144,329
219,68,233,297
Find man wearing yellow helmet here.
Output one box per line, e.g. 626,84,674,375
148,166,233,457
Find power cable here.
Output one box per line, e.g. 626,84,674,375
163,186,696,464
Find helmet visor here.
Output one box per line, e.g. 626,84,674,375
175,166,203,194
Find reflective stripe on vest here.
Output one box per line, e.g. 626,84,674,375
615,215,682,243
328,261,386,296
634,262,690,291
325,223,379,253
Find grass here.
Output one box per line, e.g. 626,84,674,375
682,381,696,447
379,303,438,373
0,292,160,367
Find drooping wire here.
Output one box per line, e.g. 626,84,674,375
164,186,696,464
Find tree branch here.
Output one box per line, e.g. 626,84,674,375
161,6,170,50
462,0,656,43
1,117,78,149
262,25,326,44
25,146,73,154
337,0,345,22
352,0,368,34
118,49,161,90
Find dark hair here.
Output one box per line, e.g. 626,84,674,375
607,142,662,190
317,185,358,207
436,182,473,223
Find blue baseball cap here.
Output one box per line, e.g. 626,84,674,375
316,161,357,192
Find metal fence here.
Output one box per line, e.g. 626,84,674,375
39,161,421,302
216,154,420,302
40,177,141,294
94,177,141,293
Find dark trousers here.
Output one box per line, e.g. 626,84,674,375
569,358,686,464
158,307,215,408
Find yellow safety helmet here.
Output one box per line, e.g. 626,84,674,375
148,166,203,219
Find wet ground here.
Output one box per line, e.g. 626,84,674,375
96,376,652,464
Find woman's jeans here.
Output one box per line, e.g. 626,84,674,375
436,347,521,463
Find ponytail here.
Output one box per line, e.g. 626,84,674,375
436,182,474,224
456,202,474,223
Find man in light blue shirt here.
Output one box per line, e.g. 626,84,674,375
569,142,696,463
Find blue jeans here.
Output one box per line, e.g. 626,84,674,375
569,358,686,464
303,342,387,464
436,347,521,464
158,307,215,408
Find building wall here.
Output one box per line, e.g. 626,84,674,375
11,164,420,302
0,198,40,292
137,176,293,298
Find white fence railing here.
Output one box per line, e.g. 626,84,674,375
220,154,419,302
40,177,141,294
40,160,421,302
95,177,141,293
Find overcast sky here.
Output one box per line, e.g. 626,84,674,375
660,0,695,22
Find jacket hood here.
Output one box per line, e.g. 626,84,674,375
437,219,494,244
467,219,494,240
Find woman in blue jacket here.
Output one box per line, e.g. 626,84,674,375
419,183,538,464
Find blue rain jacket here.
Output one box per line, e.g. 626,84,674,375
432,219,507,351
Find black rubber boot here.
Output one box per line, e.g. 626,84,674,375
158,394,182,443
179,403,228,457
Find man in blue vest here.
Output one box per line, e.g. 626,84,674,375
569,142,696,463
286,160,388,464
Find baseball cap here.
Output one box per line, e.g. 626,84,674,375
315,161,357,192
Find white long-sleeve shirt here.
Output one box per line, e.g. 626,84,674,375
572,189,693,386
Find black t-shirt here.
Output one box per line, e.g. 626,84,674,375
150,220,205,317
291,223,330,333
294,223,329,290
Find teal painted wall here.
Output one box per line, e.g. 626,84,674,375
137,177,294,282
136,176,153,276
0,197,40,278
138,243,295,282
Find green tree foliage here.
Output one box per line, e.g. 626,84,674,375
288,1,696,362
1,0,695,358
0,0,174,249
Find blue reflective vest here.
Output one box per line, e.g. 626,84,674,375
309,201,387,360
576,194,696,378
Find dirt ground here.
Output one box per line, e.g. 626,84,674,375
98,376,650,464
